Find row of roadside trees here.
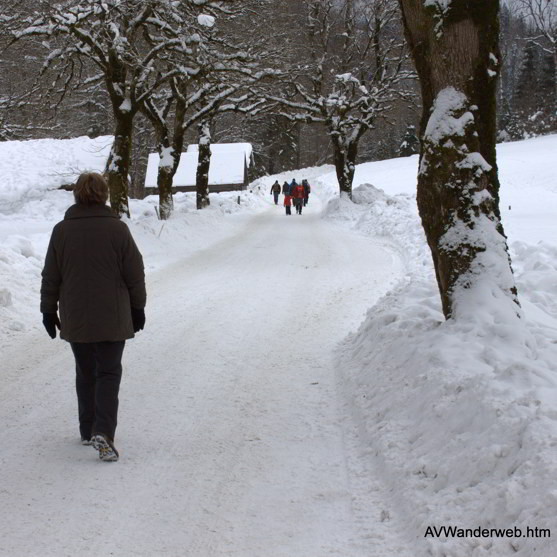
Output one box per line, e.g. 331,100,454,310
1,0,555,323
6,0,275,217
2,0,417,217
1,1,554,217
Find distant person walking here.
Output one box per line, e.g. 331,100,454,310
282,180,291,197
302,179,311,206
270,180,281,205
284,193,292,215
40,172,146,463
292,180,305,215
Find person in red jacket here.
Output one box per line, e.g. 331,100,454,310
291,179,305,214
284,194,292,215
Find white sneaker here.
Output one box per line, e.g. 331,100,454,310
91,433,119,462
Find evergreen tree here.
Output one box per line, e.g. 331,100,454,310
514,41,538,114
398,124,418,157
541,52,556,110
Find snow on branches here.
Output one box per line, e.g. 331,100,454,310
268,0,413,196
7,0,253,216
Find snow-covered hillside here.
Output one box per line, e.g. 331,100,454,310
0,134,556,556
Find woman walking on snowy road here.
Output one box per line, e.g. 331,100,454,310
40,172,146,462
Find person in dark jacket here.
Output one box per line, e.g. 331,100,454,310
302,179,311,206
40,172,146,462
270,180,281,204
282,181,291,196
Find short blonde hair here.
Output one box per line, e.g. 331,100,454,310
74,172,109,205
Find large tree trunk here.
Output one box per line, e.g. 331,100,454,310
105,112,133,218
196,121,212,210
399,0,519,319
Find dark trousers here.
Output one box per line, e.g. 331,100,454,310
70,341,125,441
273,192,279,204
285,205,291,215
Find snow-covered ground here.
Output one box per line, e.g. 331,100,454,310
0,134,556,556
321,134,557,557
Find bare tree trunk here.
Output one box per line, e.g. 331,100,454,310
330,126,364,198
399,0,518,319
104,53,134,219
196,121,212,210
331,137,357,198
105,112,133,218
156,98,187,220
157,162,175,220
147,123,175,221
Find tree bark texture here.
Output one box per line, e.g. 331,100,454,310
146,96,187,220
399,0,518,319
105,113,133,218
157,163,175,220
331,135,358,198
196,121,211,210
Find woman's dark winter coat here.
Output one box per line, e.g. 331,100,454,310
40,204,146,343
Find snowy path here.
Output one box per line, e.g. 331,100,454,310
0,199,412,556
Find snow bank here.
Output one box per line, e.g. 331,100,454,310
0,135,112,211
337,278,556,557
323,183,430,278
321,135,557,556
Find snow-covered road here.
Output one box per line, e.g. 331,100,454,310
0,200,410,556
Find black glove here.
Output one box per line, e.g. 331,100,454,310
42,312,61,339
131,307,145,333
